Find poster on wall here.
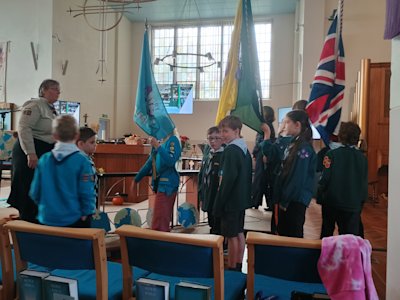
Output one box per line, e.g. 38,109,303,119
0,42,9,102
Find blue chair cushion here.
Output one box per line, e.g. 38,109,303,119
144,270,246,300
253,274,327,300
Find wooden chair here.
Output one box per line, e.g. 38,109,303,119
246,232,327,300
4,220,124,300
0,219,14,300
116,225,246,300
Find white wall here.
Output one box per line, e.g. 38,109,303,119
386,36,400,299
113,17,135,137
0,0,53,127
323,0,391,121
52,0,134,137
0,0,133,135
297,0,325,101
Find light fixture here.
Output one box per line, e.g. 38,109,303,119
68,0,157,31
151,0,217,72
205,52,213,61
68,0,157,82
154,52,217,72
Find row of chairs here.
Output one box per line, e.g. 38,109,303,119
0,219,326,300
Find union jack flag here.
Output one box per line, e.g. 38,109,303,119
306,12,345,147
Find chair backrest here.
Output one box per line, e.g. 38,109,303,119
115,225,224,300
4,220,108,300
0,219,14,300
246,232,323,300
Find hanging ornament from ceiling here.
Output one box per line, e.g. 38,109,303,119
68,0,156,82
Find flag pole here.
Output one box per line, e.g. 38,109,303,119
335,0,344,65
338,0,344,36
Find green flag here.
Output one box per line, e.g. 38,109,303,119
231,0,264,132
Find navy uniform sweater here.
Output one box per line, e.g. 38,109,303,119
317,145,368,212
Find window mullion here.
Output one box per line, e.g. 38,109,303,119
173,26,178,84
195,26,201,100
219,24,225,98
152,20,271,101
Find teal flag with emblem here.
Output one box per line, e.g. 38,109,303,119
134,29,175,140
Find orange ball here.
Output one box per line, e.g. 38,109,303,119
112,196,124,206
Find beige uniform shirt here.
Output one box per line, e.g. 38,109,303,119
18,97,56,155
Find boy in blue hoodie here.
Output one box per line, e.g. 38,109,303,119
29,115,96,227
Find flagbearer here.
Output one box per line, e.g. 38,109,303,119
132,130,181,232
133,27,180,232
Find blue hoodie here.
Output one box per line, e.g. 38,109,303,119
135,135,181,195
30,142,96,226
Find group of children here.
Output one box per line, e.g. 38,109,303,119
198,105,367,270
30,106,367,273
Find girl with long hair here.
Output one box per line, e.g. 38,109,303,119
261,110,316,237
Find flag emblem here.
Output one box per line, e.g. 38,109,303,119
134,29,175,140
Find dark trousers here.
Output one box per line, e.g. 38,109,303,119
68,217,92,228
277,202,306,238
251,152,271,209
7,138,54,223
270,204,279,234
207,212,221,235
320,205,361,238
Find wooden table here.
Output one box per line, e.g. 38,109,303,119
93,144,151,203
97,170,200,210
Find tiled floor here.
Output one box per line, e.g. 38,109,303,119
0,181,387,298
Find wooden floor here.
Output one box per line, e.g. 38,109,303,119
0,182,388,298
362,197,387,299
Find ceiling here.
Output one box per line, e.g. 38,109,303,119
117,0,297,23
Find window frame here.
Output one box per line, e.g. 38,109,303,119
150,18,272,101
